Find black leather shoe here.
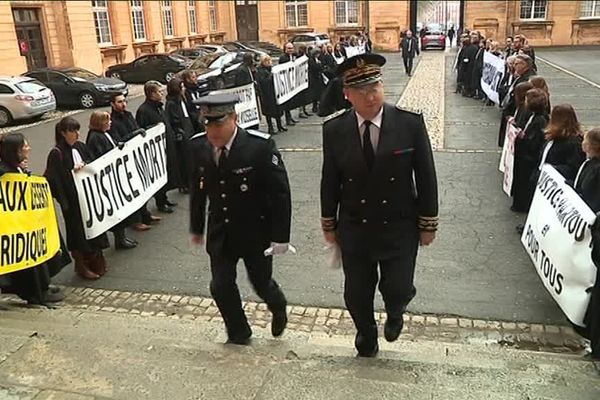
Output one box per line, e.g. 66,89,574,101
226,332,252,345
157,205,174,214
116,239,137,250
277,126,288,132
165,200,178,207
298,113,308,119
355,332,379,357
384,317,404,342
286,120,296,126
271,310,288,337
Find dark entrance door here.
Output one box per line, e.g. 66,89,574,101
12,8,47,70
235,0,259,41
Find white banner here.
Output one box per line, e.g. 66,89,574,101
481,52,505,105
345,45,366,58
272,55,309,105
521,165,597,326
499,120,519,196
73,124,168,239
209,83,259,128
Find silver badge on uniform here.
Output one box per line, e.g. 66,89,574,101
240,184,248,192
272,155,278,165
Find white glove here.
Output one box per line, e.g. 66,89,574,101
263,242,297,256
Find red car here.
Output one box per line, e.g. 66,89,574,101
421,28,446,51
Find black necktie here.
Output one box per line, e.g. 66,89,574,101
218,147,227,170
363,121,375,170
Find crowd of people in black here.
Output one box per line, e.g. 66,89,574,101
455,29,600,361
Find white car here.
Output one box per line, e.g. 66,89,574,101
0,76,56,127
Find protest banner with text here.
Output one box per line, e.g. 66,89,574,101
521,165,597,326
499,120,519,196
0,173,60,275
272,55,309,105
345,45,366,58
73,124,168,239
481,52,505,105
209,83,260,128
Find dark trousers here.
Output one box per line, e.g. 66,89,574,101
403,56,414,75
341,243,418,341
209,249,287,339
154,187,168,207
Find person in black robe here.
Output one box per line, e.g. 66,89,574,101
317,76,351,117
0,133,65,304
498,54,535,147
278,43,300,126
308,48,326,114
461,33,480,97
511,88,548,213
512,81,534,129
573,128,600,362
320,44,337,79
531,104,586,185
256,55,286,135
109,93,160,230
470,38,486,100
86,111,137,250
181,70,205,133
455,36,470,94
165,77,195,193
44,117,110,280
136,80,180,212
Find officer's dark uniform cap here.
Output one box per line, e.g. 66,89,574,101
195,93,240,123
337,53,387,87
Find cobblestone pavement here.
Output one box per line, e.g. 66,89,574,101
397,52,445,149
0,84,144,135
0,286,585,355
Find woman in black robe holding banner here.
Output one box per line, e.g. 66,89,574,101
44,117,109,280
574,127,600,362
256,55,286,135
0,133,65,304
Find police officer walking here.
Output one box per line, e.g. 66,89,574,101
189,94,293,345
320,54,438,357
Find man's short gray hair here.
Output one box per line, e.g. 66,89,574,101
144,80,162,98
515,54,533,69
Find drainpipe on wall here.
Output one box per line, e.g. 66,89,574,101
364,0,370,37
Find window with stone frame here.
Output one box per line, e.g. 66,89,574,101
209,0,218,32
188,0,197,33
581,0,600,18
130,0,146,41
519,0,548,20
161,0,174,37
285,0,308,27
92,0,112,44
334,0,358,26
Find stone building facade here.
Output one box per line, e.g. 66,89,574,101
0,1,599,77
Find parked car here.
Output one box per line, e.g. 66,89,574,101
105,54,187,83
421,24,446,50
0,76,56,127
170,47,209,62
240,41,285,59
223,41,271,61
23,68,127,109
188,51,249,93
289,33,330,52
195,44,229,54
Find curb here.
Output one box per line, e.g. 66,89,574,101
3,285,584,355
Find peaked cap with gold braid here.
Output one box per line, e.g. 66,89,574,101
336,53,387,87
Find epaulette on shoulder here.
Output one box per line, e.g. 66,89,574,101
323,108,349,123
395,105,422,116
189,131,207,141
246,129,271,140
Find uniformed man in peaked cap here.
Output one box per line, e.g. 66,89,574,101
320,53,438,357
189,93,293,345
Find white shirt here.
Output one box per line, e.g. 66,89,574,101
356,107,383,152
213,127,238,164
72,148,83,165
104,132,116,147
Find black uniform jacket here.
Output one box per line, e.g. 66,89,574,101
189,128,292,256
321,103,438,259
